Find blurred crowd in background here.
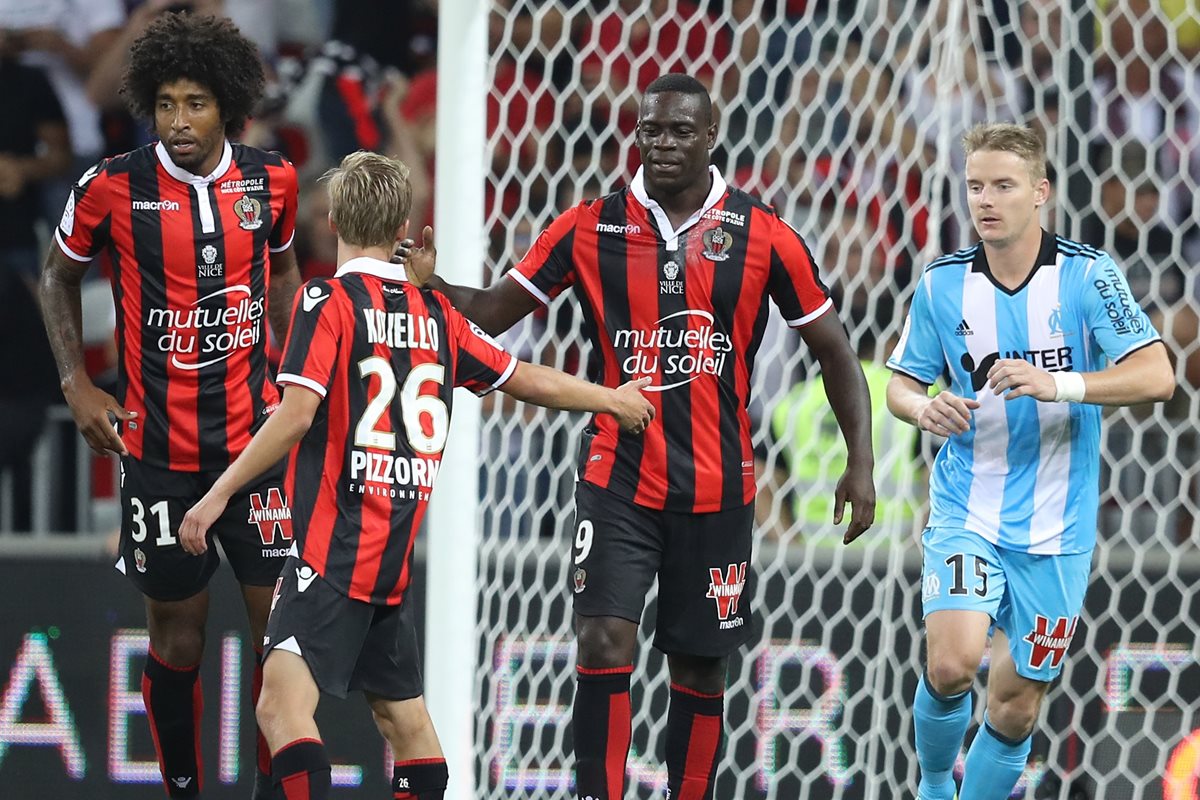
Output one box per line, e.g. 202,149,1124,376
1,0,1197,543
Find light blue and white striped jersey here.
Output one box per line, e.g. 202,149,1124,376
887,231,1161,554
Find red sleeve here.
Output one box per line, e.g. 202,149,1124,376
269,156,299,252
507,204,582,305
766,212,834,327
276,279,346,397
55,159,112,263
439,297,517,395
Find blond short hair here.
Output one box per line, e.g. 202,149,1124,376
322,151,413,248
962,123,1047,183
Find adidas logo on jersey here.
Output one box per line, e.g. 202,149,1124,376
954,319,973,336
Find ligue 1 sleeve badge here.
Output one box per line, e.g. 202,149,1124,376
701,226,732,261
233,194,264,230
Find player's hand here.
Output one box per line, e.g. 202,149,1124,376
396,225,437,286
611,377,655,434
179,492,228,556
834,462,876,544
62,380,137,456
987,358,1055,401
914,390,980,436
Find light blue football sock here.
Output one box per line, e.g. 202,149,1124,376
914,671,971,800
958,714,1032,800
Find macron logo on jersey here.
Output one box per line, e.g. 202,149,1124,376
132,199,180,212
597,222,641,235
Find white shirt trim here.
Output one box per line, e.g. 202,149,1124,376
335,256,409,282
785,297,834,327
269,231,296,253
507,270,551,306
54,229,93,262
277,373,328,398
155,140,234,185
493,354,519,389
629,165,727,250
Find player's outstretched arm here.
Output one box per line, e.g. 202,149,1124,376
400,225,540,335
267,244,302,343
887,373,981,435
986,342,1174,406
39,245,136,456
179,386,322,555
501,362,655,434
798,311,876,543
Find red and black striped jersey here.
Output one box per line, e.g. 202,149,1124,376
509,166,833,513
55,141,298,471
277,257,517,605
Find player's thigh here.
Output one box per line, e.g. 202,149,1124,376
350,596,424,702
212,458,292,588
263,556,375,699
260,649,321,717
994,548,1090,682
117,457,218,601
654,500,755,658
982,628,1050,729
568,482,663,624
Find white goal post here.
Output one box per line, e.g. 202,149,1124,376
428,1,1200,798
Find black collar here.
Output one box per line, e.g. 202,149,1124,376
971,229,1056,296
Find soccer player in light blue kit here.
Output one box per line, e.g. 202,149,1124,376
886,123,1175,800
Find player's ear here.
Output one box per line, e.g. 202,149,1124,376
327,211,337,235
1034,178,1051,207
396,220,410,242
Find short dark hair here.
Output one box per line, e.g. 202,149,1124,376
122,12,265,137
643,74,712,123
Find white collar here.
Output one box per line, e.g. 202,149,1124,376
629,165,727,245
154,140,234,186
335,256,409,282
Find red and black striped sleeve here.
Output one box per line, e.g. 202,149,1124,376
440,297,517,394
54,159,112,263
277,279,346,398
268,157,299,253
765,211,834,327
506,203,583,305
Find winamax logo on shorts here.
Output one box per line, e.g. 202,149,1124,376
248,488,292,556
707,561,747,629
613,309,733,391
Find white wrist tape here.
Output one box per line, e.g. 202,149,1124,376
1052,371,1086,403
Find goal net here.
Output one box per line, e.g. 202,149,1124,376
464,1,1200,797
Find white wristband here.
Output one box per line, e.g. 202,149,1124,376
1052,371,1086,403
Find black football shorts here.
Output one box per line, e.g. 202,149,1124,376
568,481,756,658
116,456,292,601
263,556,423,701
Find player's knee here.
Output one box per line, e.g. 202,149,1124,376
925,656,976,697
986,696,1039,741
576,617,636,668
255,685,284,732
149,627,205,667
370,698,434,748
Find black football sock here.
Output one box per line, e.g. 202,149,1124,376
142,648,203,798
572,665,633,799
271,738,331,800
665,684,725,800
393,757,449,799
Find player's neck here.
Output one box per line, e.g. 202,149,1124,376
982,227,1043,289
645,174,713,230
336,242,396,268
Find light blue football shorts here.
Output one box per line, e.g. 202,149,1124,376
920,526,1092,682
